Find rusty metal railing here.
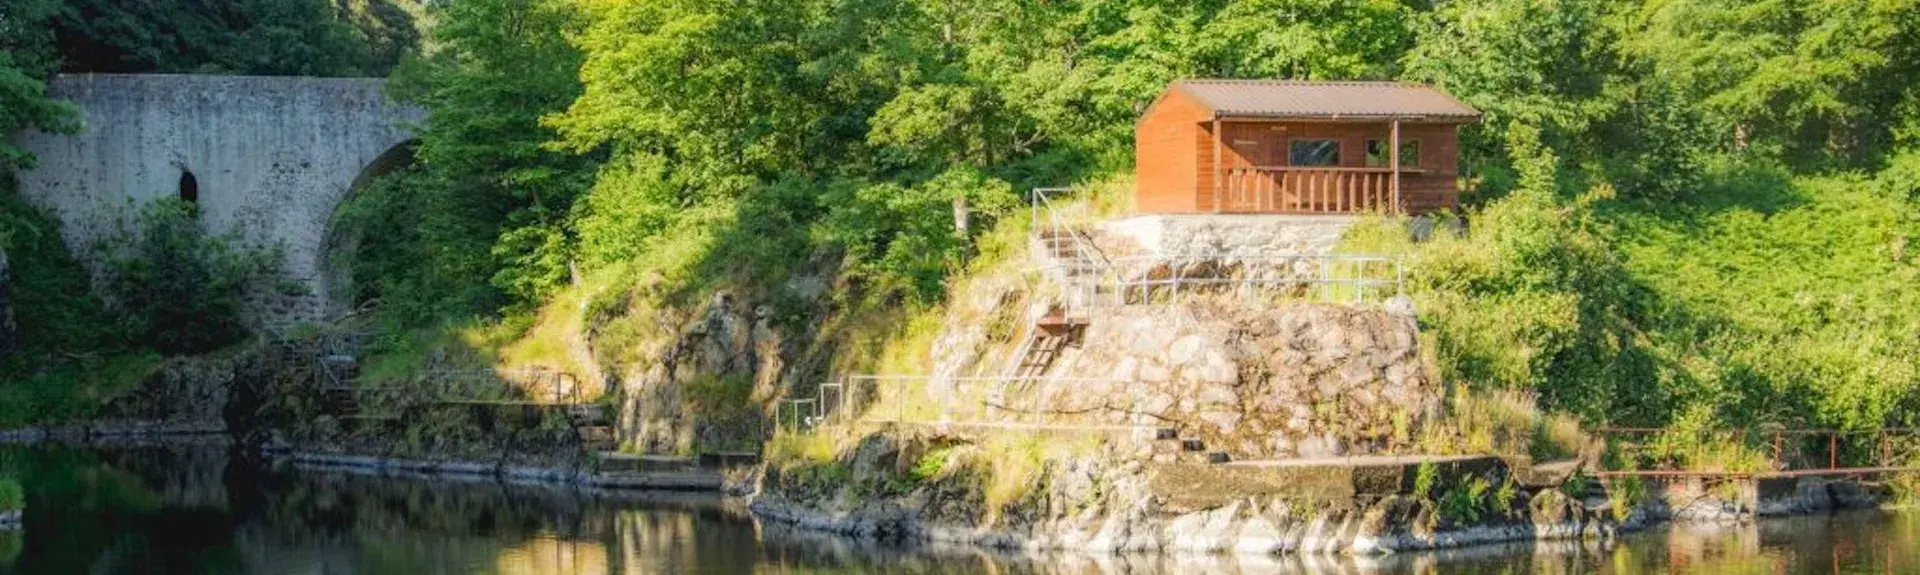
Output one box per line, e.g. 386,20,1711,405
1594,426,1920,478
779,375,1152,432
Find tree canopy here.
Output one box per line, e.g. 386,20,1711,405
4,0,1918,432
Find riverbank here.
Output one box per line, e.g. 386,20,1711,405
270,449,754,493
747,426,1908,555
0,420,1904,558
4,438,1918,573
0,420,225,443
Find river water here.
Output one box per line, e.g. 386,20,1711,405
0,442,1914,574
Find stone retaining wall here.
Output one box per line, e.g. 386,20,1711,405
1097,214,1358,258
931,301,1438,460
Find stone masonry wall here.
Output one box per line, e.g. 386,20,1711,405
7,74,421,327
1098,214,1357,258
1035,302,1438,459
929,269,1440,461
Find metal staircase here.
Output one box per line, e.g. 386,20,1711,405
1000,188,1111,384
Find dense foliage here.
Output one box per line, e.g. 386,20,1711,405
0,180,155,426
100,200,287,355
0,0,77,171
47,0,418,76
2,0,1917,436
350,0,1916,433
0,476,19,512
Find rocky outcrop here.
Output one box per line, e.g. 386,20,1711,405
94,352,247,430
613,291,785,454
0,245,16,358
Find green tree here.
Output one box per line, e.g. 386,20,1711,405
0,0,78,171
340,0,594,321
50,0,416,76
1617,0,1920,166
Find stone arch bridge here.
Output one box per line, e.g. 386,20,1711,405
9,74,421,327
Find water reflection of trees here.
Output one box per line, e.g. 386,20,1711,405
8,443,1920,574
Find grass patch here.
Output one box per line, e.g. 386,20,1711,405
1418,386,1589,460
978,433,1047,516
766,430,839,468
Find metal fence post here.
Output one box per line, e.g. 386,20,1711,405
1038,379,1050,426
1829,432,1839,470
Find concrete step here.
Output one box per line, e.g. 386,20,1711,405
1148,447,1232,465
596,452,694,473
577,425,615,443
1517,459,1583,488
698,451,762,468
566,405,609,426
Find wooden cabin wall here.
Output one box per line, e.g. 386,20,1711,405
1133,90,1210,213
1136,94,1468,214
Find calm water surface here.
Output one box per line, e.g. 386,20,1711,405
0,442,1916,574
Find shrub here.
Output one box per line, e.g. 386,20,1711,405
1413,461,1439,500
1438,476,1492,525
99,199,285,354
0,477,21,512
1607,475,1649,522
765,431,838,468
0,178,158,425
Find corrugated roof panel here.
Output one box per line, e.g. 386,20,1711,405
1174,80,1481,120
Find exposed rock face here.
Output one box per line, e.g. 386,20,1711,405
752,428,1629,555
932,301,1439,460
616,292,785,454
97,351,247,430
0,245,15,358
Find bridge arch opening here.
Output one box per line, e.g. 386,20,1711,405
178,170,199,204
321,140,420,320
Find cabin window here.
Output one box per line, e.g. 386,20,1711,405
1288,139,1340,166
178,170,199,203
1365,139,1419,168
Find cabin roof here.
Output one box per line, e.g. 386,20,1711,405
1169,79,1481,121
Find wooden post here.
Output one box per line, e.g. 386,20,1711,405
1211,118,1223,213
1389,119,1402,214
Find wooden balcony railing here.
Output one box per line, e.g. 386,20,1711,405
1222,166,1402,214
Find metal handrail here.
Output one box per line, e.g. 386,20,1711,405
1027,186,1404,310
779,374,1145,431
1230,165,1433,174
1105,252,1403,304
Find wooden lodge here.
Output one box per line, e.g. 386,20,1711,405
1135,80,1480,215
